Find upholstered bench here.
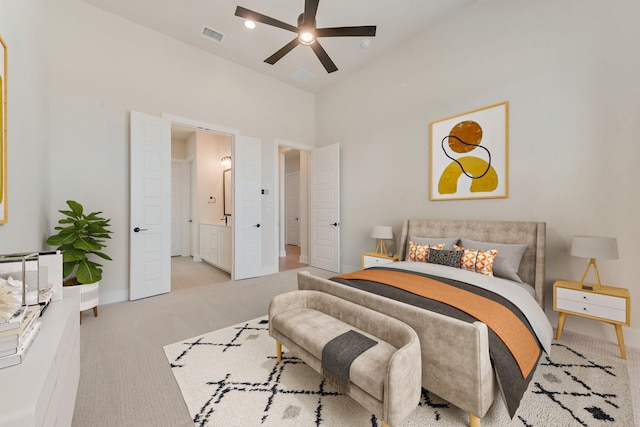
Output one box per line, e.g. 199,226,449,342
269,290,421,427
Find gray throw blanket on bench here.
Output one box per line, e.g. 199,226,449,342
321,330,377,393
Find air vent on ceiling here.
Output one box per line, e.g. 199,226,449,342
291,68,317,83
201,26,224,43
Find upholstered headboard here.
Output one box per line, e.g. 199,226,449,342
398,219,546,308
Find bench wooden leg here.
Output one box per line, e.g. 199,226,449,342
79,312,82,325
276,341,282,363
469,413,480,427
93,306,98,318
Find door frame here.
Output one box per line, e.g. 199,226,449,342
274,139,313,267
163,114,239,269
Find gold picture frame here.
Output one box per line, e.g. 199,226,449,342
430,101,508,201
0,35,7,223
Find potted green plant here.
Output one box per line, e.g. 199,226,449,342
47,200,112,284
47,200,112,322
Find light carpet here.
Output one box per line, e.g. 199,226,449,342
164,317,635,426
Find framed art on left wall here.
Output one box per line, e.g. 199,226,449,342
0,35,6,223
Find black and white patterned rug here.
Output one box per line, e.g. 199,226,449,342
163,317,634,426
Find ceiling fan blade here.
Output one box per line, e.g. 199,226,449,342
316,26,377,38
310,41,338,73
235,6,298,33
303,0,320,25
264,38,301,65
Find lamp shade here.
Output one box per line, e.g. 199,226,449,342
370,226,393,240
571,236,618,260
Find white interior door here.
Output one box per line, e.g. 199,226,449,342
310,143,341,272
171,160,183,256
285,172,300,246
130,111,171,300
233,135,262,280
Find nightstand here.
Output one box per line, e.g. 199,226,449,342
362,252,399,269
553,279,630,359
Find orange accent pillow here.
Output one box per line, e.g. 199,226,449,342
455,245,498,276
407,242,445,262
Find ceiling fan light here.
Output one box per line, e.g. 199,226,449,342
299,31,315,45
244,20,256,29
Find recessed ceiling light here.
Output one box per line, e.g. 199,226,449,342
244,20,256,29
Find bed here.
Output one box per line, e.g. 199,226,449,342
297,219,553,427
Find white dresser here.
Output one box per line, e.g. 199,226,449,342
0,286,80,426
200,223,232,272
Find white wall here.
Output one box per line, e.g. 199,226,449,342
171,138,187,159
316,0,640,346
0,0,51,254
44,0,315,303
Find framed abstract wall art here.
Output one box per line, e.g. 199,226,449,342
0,35,6,223
430,101,508,201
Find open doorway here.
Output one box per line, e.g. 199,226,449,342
170,124,232,289
278,147,308,272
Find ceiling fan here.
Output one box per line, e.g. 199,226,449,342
235,0,377,73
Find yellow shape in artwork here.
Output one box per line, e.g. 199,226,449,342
438,156,498,194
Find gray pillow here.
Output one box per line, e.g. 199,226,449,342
459,238,528,283
410,236,460,251
427,249,463,268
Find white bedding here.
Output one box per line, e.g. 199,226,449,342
387,261,553,355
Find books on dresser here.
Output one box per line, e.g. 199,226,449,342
0,305,27,332
0,305,40,355
0,320,41,369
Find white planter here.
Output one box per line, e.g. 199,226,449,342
78,281,99,312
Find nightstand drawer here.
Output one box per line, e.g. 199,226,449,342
363,255,395,268
556,287,626,310
556,298,626,323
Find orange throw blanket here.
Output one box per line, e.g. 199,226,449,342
336,269,540,378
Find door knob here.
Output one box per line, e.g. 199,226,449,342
133,227,148,233
255,224,261,228
330,222,339,226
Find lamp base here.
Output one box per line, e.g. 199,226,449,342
578,258,602,291
374,239,388,255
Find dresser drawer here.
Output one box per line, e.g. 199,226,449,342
363,255,395,268
556,287,626,310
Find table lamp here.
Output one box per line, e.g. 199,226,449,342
570,235,618,290
371,226,393,255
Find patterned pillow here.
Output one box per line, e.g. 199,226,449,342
407,242,445,262
460,239,528,283
427,249,463,268
455,245,498,276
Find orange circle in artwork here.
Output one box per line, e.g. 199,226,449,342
448,121,483,153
